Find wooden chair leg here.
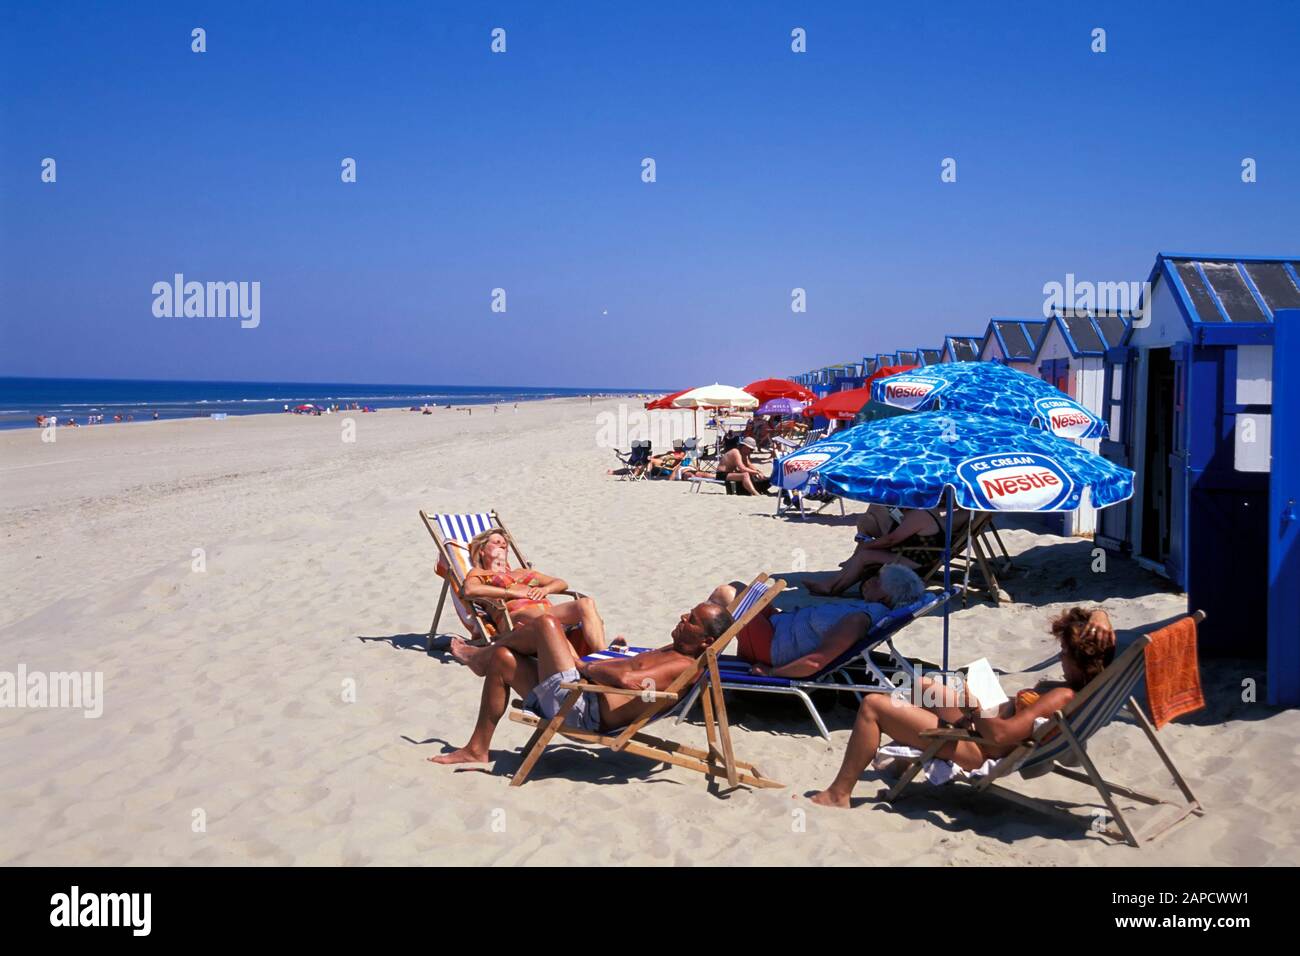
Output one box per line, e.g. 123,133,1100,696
510,691,580,787
706,657,740,788
429,578,450,648
1126,698,1202,811
1057,716,1141,847
884,739,943,801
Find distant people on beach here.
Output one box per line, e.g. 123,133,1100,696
808,606,1117,809
711,437,770,495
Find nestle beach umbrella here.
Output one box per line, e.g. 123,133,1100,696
755,397,806,416
871,361,1108,440
672,383,760,410
744,378,817,404
771,410,1134,668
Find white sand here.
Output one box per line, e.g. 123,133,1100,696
1,398,1296,865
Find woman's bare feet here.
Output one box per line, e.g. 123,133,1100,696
449,637,489,676
806,787,852,809
429,746,489,765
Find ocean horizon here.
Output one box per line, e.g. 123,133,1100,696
0,376,657,429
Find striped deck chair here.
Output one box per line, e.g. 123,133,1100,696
884,611,1206,847
418,509,586,653
909,512,1012,606
506,574,787,789
675,588,958,740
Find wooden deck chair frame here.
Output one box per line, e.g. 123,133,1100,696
910,512,1010,607
506,574,788,790
884,610,1206,848
418,509,586,652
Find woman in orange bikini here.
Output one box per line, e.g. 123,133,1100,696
449,529,609,673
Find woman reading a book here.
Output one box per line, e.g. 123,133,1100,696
807,606,1115,809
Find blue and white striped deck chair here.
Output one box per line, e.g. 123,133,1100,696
676,588,958,741
885,611,1206,848
507,573,787,790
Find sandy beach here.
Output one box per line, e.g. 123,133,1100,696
2,397,1297,866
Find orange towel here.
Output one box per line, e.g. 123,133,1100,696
1144,616,1205,729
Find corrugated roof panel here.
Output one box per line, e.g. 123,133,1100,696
952,339,978,360
1175,261,1226,322
997,321,1032,358
1064,315,1104,353
1023,321,1047,350
921,348,942,364
1244,262,1300,315
1094,313,1128,348
1201,262,1268,323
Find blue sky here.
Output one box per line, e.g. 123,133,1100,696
2,0,1297,389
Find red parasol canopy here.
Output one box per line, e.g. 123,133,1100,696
743,378,816,404
802,365,916,420
802,387,872,421
644,388,690,410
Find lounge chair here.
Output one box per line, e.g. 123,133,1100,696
418,509,587,653
675,588,958,740
907,512,1013,606
612,441,652,480
884,610,1206,847
506,573,788,789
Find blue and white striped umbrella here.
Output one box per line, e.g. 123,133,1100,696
870,361,1109,440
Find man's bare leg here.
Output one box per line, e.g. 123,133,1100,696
449,637,492,676
430,646,538,765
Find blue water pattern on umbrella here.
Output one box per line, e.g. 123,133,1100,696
770,410,1133,512
870,361,1109,440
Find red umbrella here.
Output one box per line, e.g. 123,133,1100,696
644,388,690,410
802,365,917,420
864,364,916,389
743,378,816,404
802,387,873,421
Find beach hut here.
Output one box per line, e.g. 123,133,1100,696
894,349,919,367
979,318,1048,373
1028,311,1131,536
1098,252,1300,664
917,347,944,367
941,335,981,363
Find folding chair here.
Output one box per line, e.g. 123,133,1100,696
507,574,787,789
884,611,1207,847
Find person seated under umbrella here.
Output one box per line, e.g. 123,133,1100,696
806,504,968,597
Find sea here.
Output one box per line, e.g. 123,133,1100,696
0,377,649,430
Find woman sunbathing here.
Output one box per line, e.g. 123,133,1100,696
711,565,927,678
449,529,609,669
808,606,1116,808
805,505,967,597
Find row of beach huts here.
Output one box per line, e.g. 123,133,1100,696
787,252,1300,704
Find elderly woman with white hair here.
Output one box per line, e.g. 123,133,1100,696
707,564,928,678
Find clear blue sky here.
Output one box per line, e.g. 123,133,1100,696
2,0,1297,389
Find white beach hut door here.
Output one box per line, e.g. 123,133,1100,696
1097,346,1134,552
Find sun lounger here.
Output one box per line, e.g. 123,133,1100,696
418,509,587,653
883,610,1206,847
907,512,1013,606
506,573,787,789
675,588,957,740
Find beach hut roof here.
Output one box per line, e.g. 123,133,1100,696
1030,311,1133,361
944,336,981,361
895,349,918,365
919,348,943,365
984,318,1048,361
1132,252,1300,345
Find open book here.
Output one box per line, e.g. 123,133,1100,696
961,658,1010,718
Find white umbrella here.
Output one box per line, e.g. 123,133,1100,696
671,383,759,409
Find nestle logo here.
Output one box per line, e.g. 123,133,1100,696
1051,412,1091,429
980,469,1061,499
886,383,931,398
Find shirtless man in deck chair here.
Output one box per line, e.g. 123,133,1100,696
430,602,733,766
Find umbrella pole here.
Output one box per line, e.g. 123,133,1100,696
942,486,954,673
